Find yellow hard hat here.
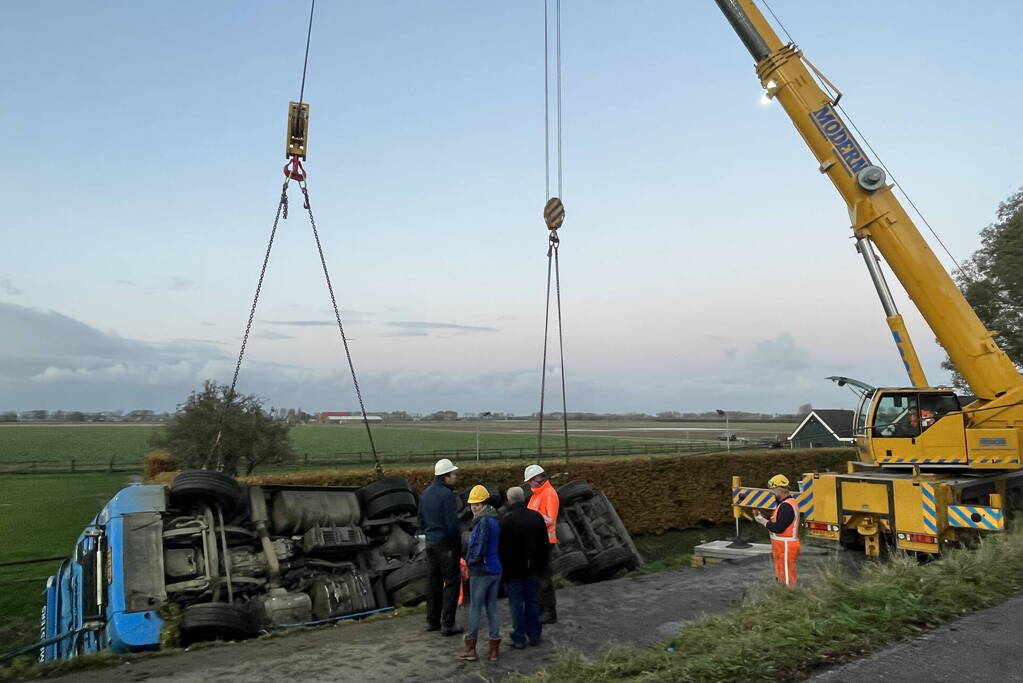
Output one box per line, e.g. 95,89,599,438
768,474,790,488
467,485,490,504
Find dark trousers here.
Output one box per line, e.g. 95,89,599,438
538,563,557,618
426,542,460,628
506,576,541,645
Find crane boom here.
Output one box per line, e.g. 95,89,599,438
714,0,1023,420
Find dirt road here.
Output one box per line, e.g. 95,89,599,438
50,551,836,683
807,593,1023,682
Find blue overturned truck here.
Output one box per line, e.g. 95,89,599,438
38,472,639,662
40,472,427,660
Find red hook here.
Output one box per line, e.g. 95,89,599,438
283,155,306,181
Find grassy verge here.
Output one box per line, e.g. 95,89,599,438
0,473,132,654
520,528,1023,683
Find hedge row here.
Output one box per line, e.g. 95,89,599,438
236,449,854,535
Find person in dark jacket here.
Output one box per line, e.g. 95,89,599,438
418,458,463,635
498,486,550,648
460,485,503,662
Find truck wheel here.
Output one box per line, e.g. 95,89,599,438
391,582,428,607
557,480,594,505
385,560,430,606
551,550,590,580
170,470,244,516
364,490,418,519
586,546,636,581
358,477,416,507
383,559,430,593
179,603,254,645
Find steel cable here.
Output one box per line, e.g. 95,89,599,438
300,182,382,475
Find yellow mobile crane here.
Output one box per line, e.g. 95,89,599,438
718,0,1023,556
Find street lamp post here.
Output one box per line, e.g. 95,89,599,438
716,409,730,453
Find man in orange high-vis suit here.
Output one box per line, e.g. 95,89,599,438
525,464,560,623
754,474,800,587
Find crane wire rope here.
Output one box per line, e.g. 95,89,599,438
761,0,964,276
210,0,382,474
537,0,570,461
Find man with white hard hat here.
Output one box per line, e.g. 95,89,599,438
524,464,560,623
418,458,463,635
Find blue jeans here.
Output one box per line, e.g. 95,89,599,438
506,576,541,645
466,574,501,640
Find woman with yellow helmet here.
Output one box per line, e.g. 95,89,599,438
459,484,503,662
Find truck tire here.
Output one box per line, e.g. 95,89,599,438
170,470,244,516
586,546,637,581
179,603,254,645
385,560,430,605
358,477,416,507
551,550,590,580
364,490,418,519
557,480,594,505
391,581,428,607
384,559,430,593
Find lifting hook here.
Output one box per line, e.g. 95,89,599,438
283,155,306,182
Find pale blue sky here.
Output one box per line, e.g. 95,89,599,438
2,1,1021,414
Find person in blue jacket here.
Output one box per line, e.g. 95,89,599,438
459,484,503,662
418,458,463,636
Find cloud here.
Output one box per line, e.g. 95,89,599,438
254,331,296,340
743,333,810,372
113,279,135,286
0,278,22,296
387,321,499,334
167,277,196,291
0,305,911,415
0,302,229,410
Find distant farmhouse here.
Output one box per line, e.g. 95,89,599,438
788,409,855,448
318,411,383,424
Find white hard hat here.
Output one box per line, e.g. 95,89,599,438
434,458,458,476
523,464,545,482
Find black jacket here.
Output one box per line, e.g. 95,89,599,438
418,477,461,546
765,495,796,535
498,502,551,580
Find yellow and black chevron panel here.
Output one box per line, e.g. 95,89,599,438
947,504,1005,530
920,482,938,534
879,457,968,464
732,487,777,510
798,476,815,517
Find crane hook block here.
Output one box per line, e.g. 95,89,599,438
286,101,310,160
544,197,565,231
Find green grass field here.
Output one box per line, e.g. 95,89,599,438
0,420,794,470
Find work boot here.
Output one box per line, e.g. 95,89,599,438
460,637,478,662
488,638,501,661
442,625,464,637
426,623,441,632
540,611,557,625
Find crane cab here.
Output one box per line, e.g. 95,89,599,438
856,388,1022,470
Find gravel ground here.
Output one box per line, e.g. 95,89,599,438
46,551,840,683
806,593,1023,682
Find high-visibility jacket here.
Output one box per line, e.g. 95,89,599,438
527,480,560,544
768,496,800,587
769,496,800,541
